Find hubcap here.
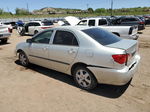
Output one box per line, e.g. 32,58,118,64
18,27,22,33
19,53,27,65
76,69,91,88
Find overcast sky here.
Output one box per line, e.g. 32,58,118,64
0,0,150,13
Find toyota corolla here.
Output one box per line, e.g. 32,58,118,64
15,26,140,90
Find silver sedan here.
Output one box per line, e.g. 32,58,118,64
15,26,140,90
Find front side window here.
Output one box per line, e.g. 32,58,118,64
32,30,53,44
33,22,41,26
77,20,87,26
53,30,78,46
28,23,34,26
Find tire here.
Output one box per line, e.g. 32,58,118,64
73,66,97,90
19,51,29,67
1,39,8,44
17,27,25,36
34,30,38,35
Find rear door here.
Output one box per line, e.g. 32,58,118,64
28,22,41,35
48,30,79,72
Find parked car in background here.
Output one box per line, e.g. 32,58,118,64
136,16,145,24
16,20,24,29
0,22,13,33
4,21,16,29
17,20,55,36
0,24,11,44
111,16,145,30
16,26,140,90
77,17,139,40
143,15,150,25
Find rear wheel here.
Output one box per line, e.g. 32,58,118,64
73,66,97,90
34,30,38,35
17,27,25,36
19,51,29,67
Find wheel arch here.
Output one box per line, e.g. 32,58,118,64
34,30,39,35
71,62,88,75
16,49,27,57
17,49,24,53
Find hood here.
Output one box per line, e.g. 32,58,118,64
64,16,80,26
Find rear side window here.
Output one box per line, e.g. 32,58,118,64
122,18,137,22
82,28,121,45
42,21,54,26
98,19,107,25
53,31,78,46
88,20,95,26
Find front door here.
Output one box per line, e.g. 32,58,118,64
28,30,53,68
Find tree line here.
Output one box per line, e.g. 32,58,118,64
0,7,149,17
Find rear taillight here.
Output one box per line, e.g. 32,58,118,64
41,27,52,29
8,28,11,33
112,54,129,64
139,21,144,24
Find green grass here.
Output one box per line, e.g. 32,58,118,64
0,11,150,19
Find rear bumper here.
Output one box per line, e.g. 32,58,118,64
0,33,11,39
138,25,145,31
122,34,139,40
87,55,140,86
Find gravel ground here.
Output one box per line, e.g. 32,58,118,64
0,27,150,112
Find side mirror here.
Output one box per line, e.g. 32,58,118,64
26,39,32,43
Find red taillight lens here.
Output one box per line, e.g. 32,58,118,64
112,54,129,64
8,28,11,33
139,21,144,24
41,27,51,29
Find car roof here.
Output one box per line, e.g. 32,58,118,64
82,17,107,20
47,26,97,31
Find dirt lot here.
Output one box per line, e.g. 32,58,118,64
0,27,150,112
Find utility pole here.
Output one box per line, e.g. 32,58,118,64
26,3,29,13
7,7,10,13
111,0,113,16
87,4,89,10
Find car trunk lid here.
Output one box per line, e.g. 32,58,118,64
0,25,9,34
106,39,138,66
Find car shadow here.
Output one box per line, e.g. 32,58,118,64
0,42,11,45
138,32,143,34
18,34,33,37
15,60,130,98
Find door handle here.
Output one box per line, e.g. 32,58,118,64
68,49,76,54
43,47,48,50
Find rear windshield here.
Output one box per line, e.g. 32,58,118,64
42,21,54,26
82,28,121,45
